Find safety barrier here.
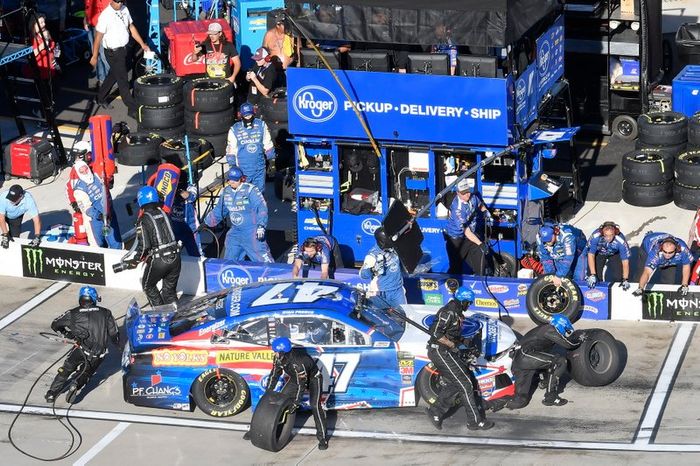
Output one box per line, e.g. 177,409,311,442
3,238,700,323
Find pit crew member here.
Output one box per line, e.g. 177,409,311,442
202,166,273,263
443,178,494,275
634,232,693,296
225,102,275,194
262,337,328,450
0,184,42,248
359,227,406,307
537,223,588,287
507,314,584,409
118,186,182,306
292,234,341,279
426,286,494,431
585,221,630,289
44,286,119,403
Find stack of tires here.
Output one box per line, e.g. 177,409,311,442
117,133,163,167
673,112,700,209
159,136,214,177
133,74,185,139
184,78,235,159
623,111,687,207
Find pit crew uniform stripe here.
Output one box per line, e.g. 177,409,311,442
2,404,700,452
435,349,480,424
0,282,69,331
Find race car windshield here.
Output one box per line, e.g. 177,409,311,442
168,291,228,337
353,295,406,341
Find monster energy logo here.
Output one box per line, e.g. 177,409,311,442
645,292,664,319
24,247,44,275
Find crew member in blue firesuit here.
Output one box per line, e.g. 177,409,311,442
507,314,585,409
359,227,406,308
203,166,273,262
225,102,275,194
66,160,121,249
537,222,588,287
170,182,200,257
292,234,341,279
585,221,631,290
431,22,457,76
443,178,494,275
633,232,693,297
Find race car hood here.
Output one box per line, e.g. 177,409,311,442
397,305,517,359
125,299,177,351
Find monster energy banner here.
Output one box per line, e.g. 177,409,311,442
22,245,106,286
643,290,700,321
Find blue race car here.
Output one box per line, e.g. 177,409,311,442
122,279,524,416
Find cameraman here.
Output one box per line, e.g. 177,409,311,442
116,186,181,306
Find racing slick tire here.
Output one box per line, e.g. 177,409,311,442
526,275,582,325
622,180,673,207
191,368,249,417
492,252,517,277
673,180,700,210
259,88,288,122
567,329,623,387
249,392,297,452
184,108,235,135
160,137,212,171
674,150,700,187
134,74,183,107
117,132,163,166
135,104,185,130
184,78,235,112
139,124,185,140
634,140,687,158
621,149,674,184
637,111,688,146
416,364,447,407
689,112,700,146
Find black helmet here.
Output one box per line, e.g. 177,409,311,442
366,153,379,175
374,227,393,250
345,151,364,173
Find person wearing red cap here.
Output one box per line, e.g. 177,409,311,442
194,22,241,84
0,185,42,248
246,46,278,106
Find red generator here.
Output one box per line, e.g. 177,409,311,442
2,136,58,184
165,19,234,76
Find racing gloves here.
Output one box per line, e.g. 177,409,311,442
679,285,689,296
256,226,265,241
70,201,81,214
479,243,490,255
586,274,597,289
619,280,631,291
29,237,41,247
1,233,9,249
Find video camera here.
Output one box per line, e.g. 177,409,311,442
112,262,129,273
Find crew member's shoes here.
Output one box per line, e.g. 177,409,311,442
425,407,442,430
542,396,568,407
242,431,251,440
65,384,79,404
318,439,328,450
44,391,56,403
467,419,495,431
506,396,529,410
538,373,547,390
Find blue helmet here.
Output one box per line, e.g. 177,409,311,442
550,314,574,337
227,166,244,181
455,286,475,303
239,102,254,117
79,286,99,307
271,337,292,353
137,186,159,207
539,225,556,243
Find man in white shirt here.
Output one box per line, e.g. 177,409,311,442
90,0,149,113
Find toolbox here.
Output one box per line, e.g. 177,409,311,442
672,65,700,116
164,19,234,76
2,136,57,184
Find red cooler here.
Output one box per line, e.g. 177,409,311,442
165,19,234,76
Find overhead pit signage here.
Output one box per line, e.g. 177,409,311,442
287,68,511,146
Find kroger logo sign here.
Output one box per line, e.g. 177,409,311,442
361,217,381,235
293,86,337,123
515,79,527,105
218,266,252,288
538,40,551,77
